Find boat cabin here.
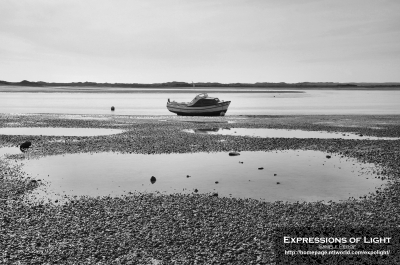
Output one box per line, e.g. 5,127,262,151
188,93,221,107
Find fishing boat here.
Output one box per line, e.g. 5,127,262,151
166,93,231,116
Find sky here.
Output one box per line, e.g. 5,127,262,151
0,0,399,83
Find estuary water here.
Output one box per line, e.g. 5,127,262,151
1,89,400,115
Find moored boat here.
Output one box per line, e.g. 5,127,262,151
166,93,231,116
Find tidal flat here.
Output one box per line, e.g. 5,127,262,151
1,113,400,264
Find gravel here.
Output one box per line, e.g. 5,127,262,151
1,113,400,264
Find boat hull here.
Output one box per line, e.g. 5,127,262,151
167,101,231,116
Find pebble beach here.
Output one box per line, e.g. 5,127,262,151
1,113,400,264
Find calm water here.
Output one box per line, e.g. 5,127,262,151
185,128,400,140
1,89,400,115
0,127,124,136
17,150,385,203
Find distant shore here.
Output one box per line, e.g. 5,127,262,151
1,79,400,93
0,86,306,93
1,85,400,93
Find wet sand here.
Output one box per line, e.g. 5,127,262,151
1,113,400,264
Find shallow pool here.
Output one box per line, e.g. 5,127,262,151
184,128,399,140
18,150,386,203
0,146,21,157
0,127,124,136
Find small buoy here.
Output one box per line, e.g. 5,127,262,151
274,174,277,176
277,182,280,184
186,175,191,178
215,181,219,184
111,106,115,111
258,167,264,170
150,176,156,184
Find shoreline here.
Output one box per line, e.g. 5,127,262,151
1,85,400,93
1,113,400,263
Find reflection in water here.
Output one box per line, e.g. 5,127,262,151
19,150,386,203
193,128,221,134
185,128,400,140
0,127,124,136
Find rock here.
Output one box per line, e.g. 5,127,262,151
212,192,218,197
20,141,32,152
229,152,240,156
326,155,331,159
194,189,198,193
258,167,264,170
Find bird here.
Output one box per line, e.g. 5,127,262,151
19,141,32,152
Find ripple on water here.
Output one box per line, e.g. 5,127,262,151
17,150,387,203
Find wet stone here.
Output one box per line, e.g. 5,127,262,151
1,114,399,264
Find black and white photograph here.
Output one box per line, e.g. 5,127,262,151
1,0,400,264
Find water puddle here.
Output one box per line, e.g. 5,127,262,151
63,115,109,120
16,150,386,203
184,128,400,140
0,127,124,136
0,146,21,157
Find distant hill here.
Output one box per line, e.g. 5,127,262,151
0,80,399,89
